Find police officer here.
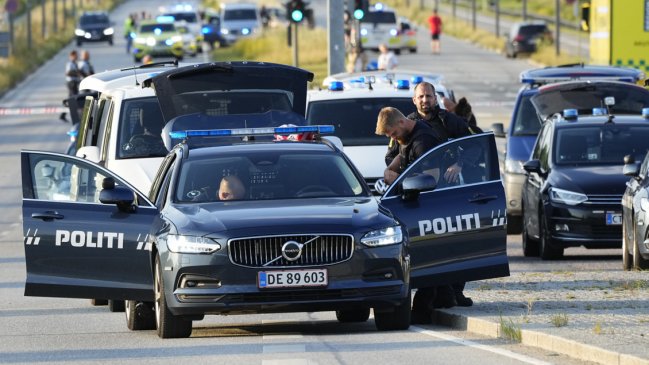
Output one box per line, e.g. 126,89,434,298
65,50,82,97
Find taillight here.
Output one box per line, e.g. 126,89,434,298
514,35,524,42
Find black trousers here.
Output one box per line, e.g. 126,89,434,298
67,80,79,97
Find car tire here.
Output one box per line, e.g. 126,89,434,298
409,48,417,53
374,290,411,331
155,256,192,339
90,299,108,306
126,300,156,330
622,221,633,271
632,223,649,270
507,214,522,234
540,210,564,260
335,308,370,323
108,300,125,312
522,216,540,257
394,49,401,55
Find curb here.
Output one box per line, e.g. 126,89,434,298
433,310,649,365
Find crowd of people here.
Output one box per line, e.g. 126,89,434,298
64,49,95,96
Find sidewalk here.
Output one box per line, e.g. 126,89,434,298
433,270,649,365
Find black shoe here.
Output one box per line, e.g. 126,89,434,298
456,293,473,307
433,285,457,309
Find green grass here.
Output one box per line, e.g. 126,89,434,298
550,313,569,327
500,316,522,342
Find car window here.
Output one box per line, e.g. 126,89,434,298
223,9,257,21
362,11,397,24
175,151,367,202
116,97,167,159
163,12,197,23
140,23,175,33
80,14,109,25
534,123,552,168
306,97,417,146
555,125,649,165
512,94,541,136
30,156,108,203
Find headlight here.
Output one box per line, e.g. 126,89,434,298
641,197,649,212
389,28,398,36
167,235,221,254
360,28,368,36
549,187,587,206
505,159,525,174
75,29,86,36
103,27,114,35
221,28,229,35
171,35,182,42
134,37,147,44
146,37,156,46
360,226,403,247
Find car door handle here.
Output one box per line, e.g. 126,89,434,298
468,194,498,204
31,212,64,221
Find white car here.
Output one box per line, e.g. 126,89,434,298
219,2,261,45
174,21,199,56
306,76,455,193
159,3,204,45
360,5,402,54
322,69,449,96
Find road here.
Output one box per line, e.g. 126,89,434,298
0,1,622,364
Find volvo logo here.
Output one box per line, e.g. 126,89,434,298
281,240,303,261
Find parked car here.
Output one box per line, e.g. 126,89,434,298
219,2,261,45
75,11,114,46
521,80,649,259
398,17,417,53
491,64,645,234
360,5,402,54
200,8,227,48
622,149,649,270
504,21,552,58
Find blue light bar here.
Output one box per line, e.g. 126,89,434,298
410,76,423,84
170,125,336,139
396,79,410,90
202,26,211,34
563,109,578,120
329,81,344,91
156,15,175,23
592,107,606,116
643,108,649,119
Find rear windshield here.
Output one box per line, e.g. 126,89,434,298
519,25,548,36
512,94,542,136
555,125,649,165
140,23,175,33
362,11,397,24
306,97,417,146
223,9,258,21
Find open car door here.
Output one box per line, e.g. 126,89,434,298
380,133,509,288
21,151,157,301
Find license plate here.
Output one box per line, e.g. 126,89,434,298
606,212,622,225
258,269,327,289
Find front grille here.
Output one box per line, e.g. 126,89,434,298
229,234,354,268
583,194,623,206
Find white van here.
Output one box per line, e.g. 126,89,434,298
219,2,261,45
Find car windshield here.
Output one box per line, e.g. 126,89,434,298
117,97,168,159
223,9,257,21
362,11,397,24
80,14,109,25
175,151,367,202
555,125,649,165
306,97,417,146
140,23,175,33
164,12,197,23
512,94,542,136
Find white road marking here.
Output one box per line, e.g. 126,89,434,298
411,326,553,365
262,359,315,365
263,334,304,340
263,344,306,353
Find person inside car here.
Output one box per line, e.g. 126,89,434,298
218,175,246,201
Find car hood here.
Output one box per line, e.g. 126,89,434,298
169,197,393,236
143,62,313,123
531,81,649,120
549,165,628,195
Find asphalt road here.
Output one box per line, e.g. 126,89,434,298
0,1,621,363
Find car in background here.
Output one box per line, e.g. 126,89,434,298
521,80,649,259
75,11,114,46
504,21,552,58
174,21,198,56
622,149,649,270
132,18,184,62
398,17,417,53
491,64,645,234
200,8,227,48
219,2,261,45
159,3,204,45
360,4,402,54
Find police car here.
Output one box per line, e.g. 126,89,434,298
159,3,204,46
322,69,449,96
360,3,403,54
309,74,455,193
21,62,509,338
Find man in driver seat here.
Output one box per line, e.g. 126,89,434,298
128,105,167,156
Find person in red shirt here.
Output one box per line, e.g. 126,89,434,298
427,9,442,54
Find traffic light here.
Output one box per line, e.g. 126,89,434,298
286,0,305,23
353,0,369,20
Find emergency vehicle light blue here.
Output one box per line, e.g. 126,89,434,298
643,108,649,119
396,80,410,90
410,76,423,84
156,15,175,23
592,107,606,116
170,125,336,139
202,26,211,34
329,81,344,91
563,109,578,120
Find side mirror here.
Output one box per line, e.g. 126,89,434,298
623,154,635,165
522,159,542,174
491,123,506,138
99,178,135,213
623,162,640,178
401,173,437,201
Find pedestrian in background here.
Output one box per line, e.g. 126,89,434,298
346,27,367,72
427,9,442,54
124,14,136,54
65,50,82,97
377,43,398,70
78,50,95,79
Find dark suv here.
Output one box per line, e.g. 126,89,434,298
75,11,114,46
504,21,552,58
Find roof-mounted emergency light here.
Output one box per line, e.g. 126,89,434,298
170,125,336,139
329,81,344,91
410,76,423,85
396,79,410,90
592,107,606,116
563,109,578,121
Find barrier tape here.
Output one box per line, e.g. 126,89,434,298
0,106,67,116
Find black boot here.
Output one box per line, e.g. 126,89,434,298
453,282,473,307
411,287,435,324
433,285,457,309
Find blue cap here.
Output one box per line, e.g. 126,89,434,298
329,81,344,91
592,107,606,116
563,109,578,120
396,79,410,90
642,108,649,119
410,76,424,85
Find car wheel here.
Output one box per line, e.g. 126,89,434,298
507,214,522,234
522,216,540,257
622,221,632,271
409,48,417,53
374,290,411,331
155,255,192,338
540,210,564,260
335,308,370,323
126,300,156,330
90,299,108,306
394,49,401,55
108,300,125,312
632,223,649,270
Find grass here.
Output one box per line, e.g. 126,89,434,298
500,316,522,342
550,313,569,327
593,321,602,335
